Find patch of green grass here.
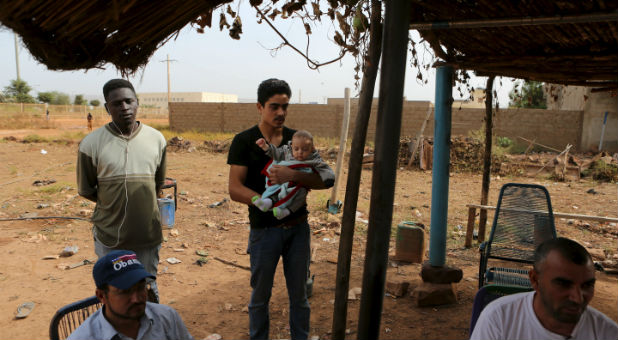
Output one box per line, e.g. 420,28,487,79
37,182,73,195
59,131,87,141
22,134,49,143
157,128,234,143
149,123,170,131
582,160,618,182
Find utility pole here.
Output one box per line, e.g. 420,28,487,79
14,33,20,81
161,54,177,108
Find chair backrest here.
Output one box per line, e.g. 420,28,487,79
469,285,532,335
49,296,101,340
486,183,556,264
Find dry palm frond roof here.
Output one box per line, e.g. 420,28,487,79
2,0,617,87
0,0,231,75
410,0,618,88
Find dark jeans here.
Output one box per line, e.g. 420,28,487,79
248,221,311,340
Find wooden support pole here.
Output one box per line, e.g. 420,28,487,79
357,0,410,337
328,88,351,209
465,206,477,248
407,105,433,168
331,0,382,338
478,76,495,243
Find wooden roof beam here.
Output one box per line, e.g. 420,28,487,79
410,12,618,30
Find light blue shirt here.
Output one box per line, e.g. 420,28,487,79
67,302,194,340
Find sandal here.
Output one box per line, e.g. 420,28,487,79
16,301,35,319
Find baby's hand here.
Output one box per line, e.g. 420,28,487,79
256,138,269,151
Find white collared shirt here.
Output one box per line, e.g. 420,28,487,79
67,302,194,340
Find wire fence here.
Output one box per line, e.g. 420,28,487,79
0,103,168,130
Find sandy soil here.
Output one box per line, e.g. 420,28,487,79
0,130,616,340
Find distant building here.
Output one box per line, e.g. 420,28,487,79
138,92,238,109
545,84,617,152
453,88,486,108
326,97,407,105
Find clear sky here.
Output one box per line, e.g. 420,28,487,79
0,2,514,105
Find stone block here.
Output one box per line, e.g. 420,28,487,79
385,281,410,297
588,248,606,261
412,282,457,307
420,262,463,284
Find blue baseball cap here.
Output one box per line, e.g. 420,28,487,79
93,250,155,290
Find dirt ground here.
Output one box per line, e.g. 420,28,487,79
0,128,617,340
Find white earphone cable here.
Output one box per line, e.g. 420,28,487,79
97,121,136,249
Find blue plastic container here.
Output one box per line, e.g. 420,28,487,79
157,198,175,228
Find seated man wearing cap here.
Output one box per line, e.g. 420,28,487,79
68,250,194,340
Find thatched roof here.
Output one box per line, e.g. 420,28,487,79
410,0,618,88
2,0,616,87
0,0,230,74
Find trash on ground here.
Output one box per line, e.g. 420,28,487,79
208,198,229,208
166,257,182,264
24,233,46,243
42,255,60,260
348,287,362,300
20,212,39,219
60,245,79,257
204,334,222,340
36,203,50,209
58,258,96,270
195,257,209,266
15,302,35,319
169,229,179,237
32,179,56,186
40,149,47,155
196,250,208,257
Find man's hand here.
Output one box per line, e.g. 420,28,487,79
255,138,269,151
268,165,295,184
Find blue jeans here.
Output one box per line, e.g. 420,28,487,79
248,221,311,340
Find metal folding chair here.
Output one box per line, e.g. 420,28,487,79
49,296,101,340
478,183,557,288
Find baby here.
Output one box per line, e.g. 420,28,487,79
253,130,331,219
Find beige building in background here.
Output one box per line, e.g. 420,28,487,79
138,92,238,109
545,84,617,152
453,88,486,108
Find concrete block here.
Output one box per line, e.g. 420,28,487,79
420,262,463,284
385,280,410,297
412,282,457,307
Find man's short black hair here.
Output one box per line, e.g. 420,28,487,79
533,237,592,272
257,78,291,106
103,79,136,101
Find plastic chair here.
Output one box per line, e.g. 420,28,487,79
469,284,532,334
49,296,101,340
478,183,556,289
162,177,177,211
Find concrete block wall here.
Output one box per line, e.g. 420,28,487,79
170,102,584,151
494,108,583,151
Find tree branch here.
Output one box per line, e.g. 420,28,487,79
253,5,347,70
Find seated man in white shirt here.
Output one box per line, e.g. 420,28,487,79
470,237,618,340
68,250,194,340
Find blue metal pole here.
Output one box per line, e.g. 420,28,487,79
429,66,454,267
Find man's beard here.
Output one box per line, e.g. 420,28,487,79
539,287,585,324
105,302,146,321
